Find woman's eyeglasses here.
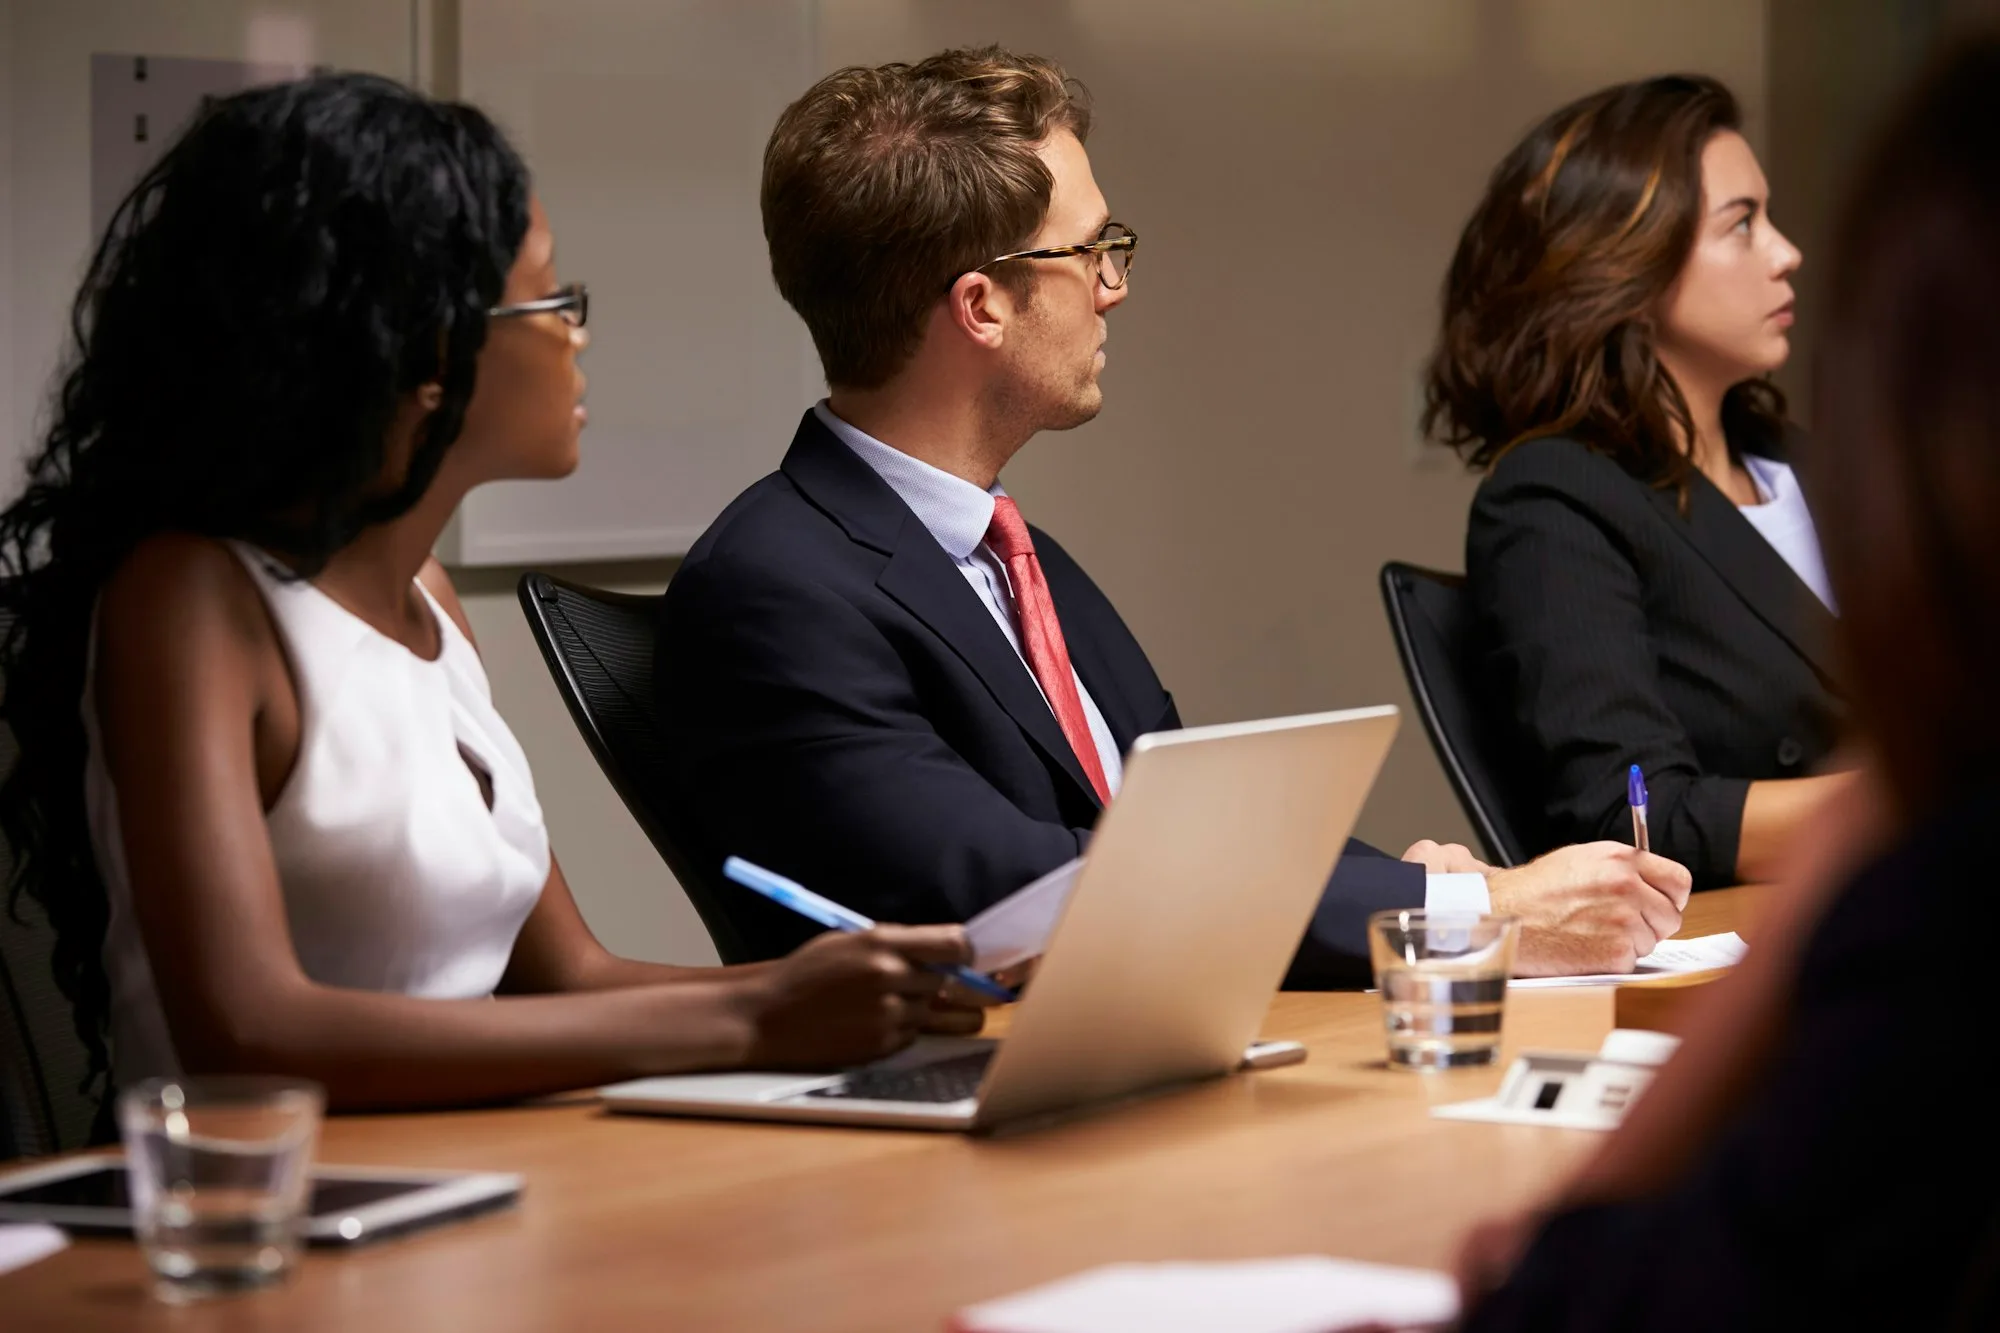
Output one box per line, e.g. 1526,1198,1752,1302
488,282,589,328
973,222,1137,290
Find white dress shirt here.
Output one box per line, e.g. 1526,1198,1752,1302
815,401,1488,913
1740,455,1837,612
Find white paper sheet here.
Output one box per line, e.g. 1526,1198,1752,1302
966,858,1084,973
0,1223,68,1276
951,1256,1459,1333
1506,932,1747,989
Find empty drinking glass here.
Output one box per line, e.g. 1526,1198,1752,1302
118,1076,323,1300
1369,911,1520,1069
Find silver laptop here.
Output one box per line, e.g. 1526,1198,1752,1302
599,705,1400,1132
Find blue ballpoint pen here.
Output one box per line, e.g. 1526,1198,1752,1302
722,857,1017,1003
1628,764,1651,853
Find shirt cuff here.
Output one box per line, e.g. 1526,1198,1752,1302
1424,872,1492,914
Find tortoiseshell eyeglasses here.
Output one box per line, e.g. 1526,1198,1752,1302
973,222,1136,290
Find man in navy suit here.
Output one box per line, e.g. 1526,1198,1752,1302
654,47,1691,982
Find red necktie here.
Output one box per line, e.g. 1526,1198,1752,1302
984,497,1112,804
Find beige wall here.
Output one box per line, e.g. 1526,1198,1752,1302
1763,0,2000,417
1765,0,1939,417
0,1,14,467
455,0,1768,966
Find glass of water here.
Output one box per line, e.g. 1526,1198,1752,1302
118,1076,323,1300
1369,911,1520,1070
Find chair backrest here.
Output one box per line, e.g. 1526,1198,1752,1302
0,627,105,1161
0,858,101,1162
516,573,751,964
1378,562,1542,868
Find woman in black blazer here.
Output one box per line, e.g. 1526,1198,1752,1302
1452,41,2000,1327
1425,74,1848,886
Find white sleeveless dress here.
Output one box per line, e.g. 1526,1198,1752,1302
86,543,552,1087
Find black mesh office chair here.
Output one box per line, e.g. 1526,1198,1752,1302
516,573,751,964
1,653,106,1161
1378,562,1542,868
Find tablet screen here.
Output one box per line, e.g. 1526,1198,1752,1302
0,1164,431,1216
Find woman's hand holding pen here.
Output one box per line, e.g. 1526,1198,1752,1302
736,924,981,1069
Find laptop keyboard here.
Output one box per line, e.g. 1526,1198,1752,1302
805,1050,994,1104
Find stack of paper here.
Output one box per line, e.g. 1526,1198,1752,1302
0,1223,67,1276
950,1256,1459,1333
966,858,1083,974
1507,932,1747,989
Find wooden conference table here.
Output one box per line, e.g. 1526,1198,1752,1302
4,887,1761,1332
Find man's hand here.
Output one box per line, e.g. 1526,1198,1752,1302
1489,843,1693,976
1400,839,1491,875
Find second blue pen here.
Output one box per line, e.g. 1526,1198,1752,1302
722,856,1017,1004
1627,764,1651,854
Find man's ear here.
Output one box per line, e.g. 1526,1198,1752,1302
415,382,444,412
942,271,1010,352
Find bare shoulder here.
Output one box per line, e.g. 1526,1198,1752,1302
96,533,273,669
416,557,480,651
89,533,283,766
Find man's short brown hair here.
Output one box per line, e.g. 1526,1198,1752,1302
762,46,1091,390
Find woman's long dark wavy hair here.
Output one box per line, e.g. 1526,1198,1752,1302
1423,74,1787,495
0,73,530,1100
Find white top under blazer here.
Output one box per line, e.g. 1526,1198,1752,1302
87,542,551,1087
1739,455,1837,613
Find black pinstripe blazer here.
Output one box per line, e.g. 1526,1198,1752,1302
1465,433,1844,885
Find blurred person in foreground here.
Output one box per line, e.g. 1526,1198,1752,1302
1453,36,2000,1330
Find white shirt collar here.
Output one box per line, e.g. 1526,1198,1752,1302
814,400,1003,561
1742,454,1788,507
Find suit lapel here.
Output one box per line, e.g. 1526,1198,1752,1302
1645,461,1841,686
781,413,1106,809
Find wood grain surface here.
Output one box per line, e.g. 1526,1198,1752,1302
1,886,1763,1331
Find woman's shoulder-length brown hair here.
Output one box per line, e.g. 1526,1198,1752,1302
1422,74,1786,492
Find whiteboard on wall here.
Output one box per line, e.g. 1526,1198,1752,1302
92,54,314,238
0,0,416,500
445,0,822,566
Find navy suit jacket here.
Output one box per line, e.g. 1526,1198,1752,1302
652,410,1422,984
